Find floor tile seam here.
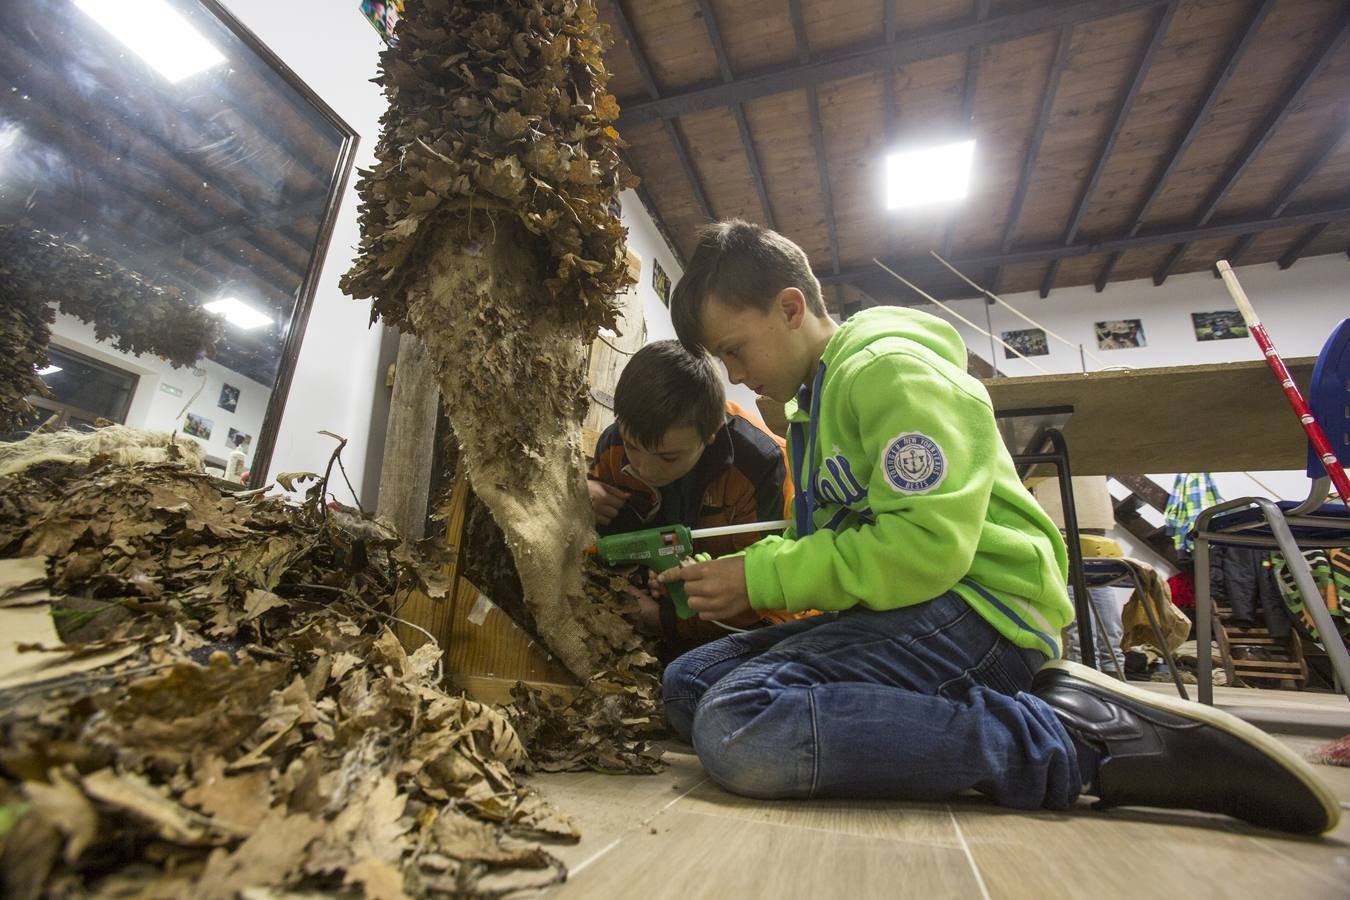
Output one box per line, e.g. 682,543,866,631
669,803,967,851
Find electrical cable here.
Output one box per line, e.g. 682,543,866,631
871,258,1051,374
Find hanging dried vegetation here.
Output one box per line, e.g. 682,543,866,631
340,0,641,681
0,226,222,431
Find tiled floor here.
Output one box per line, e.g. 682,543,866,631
526,689,1350,899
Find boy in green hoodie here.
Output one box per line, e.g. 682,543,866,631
658,220,1338,835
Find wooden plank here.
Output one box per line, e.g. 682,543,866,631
375,333,440,541
441,576,575,684
451,673,579,707
614,0,1163,127
983,356,1317,476
1094,0,1277,290
584,250,645,438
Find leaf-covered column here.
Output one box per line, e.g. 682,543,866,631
342,0,640,679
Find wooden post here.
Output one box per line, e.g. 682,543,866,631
377,332,441,540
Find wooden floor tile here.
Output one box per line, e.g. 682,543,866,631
677,780,962,848
550,809,985,900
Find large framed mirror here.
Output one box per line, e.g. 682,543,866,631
0,0,358,485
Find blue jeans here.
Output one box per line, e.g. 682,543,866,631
663,593,1082,809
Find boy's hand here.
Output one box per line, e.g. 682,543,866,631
622,585,662,635
659,557,750,621
587,479,630,525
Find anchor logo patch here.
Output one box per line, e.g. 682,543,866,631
881,432,947,494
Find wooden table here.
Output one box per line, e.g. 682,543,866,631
983,357,1316,476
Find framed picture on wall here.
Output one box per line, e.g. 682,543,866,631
218,383,240,413
184,412,213,440
228,428,253,454
1095,319,1146,350
1001,327,1049,359
360,0,404,45
652,259,671,307
1191,311,1249,341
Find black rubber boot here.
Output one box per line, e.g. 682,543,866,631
1033,659,1341,835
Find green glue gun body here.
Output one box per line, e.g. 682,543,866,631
587,519,791,619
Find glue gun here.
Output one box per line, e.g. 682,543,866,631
586,519,791,619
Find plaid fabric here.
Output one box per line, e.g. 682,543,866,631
1163,473,1223,552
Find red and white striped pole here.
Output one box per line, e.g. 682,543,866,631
1216,259,1350,504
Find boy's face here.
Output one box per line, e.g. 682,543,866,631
620,424,712,488
701,292,809,403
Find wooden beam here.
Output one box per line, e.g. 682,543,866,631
609,0,713,223
789,0,840,273
698,0,775,227
990,23,1073,292
1224,124,1350,265
1094,0,1275,291
817,202,1350,284
616,0,1164,128
1040,2,1176,298
376,333,441,542
1154,11,1350,285
608,0,660,100
941,0,990,259
1277,223,1329,270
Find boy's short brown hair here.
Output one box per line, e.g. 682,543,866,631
613,340,725,448
670,219,827,353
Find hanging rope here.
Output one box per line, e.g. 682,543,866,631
928,250,1113,370
870,259,1051,374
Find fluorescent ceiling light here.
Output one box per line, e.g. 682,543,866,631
76,0,225,83
204,297,270,330
38,365,62,376
885,139,976,209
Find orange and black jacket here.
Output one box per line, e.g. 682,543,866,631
589,401,800,642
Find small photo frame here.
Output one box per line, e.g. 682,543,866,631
218,383,240,413
360,0,404,45
1191,311,1248,342
652,259,671,307
1095,319,1146,350
227,428,252,454
183,412,213,440
1001,327,1049,359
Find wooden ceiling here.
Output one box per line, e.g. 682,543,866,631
600,0,1350,309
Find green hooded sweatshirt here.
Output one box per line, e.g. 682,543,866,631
742,306,1073,658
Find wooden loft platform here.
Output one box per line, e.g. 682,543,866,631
983,356,1316,475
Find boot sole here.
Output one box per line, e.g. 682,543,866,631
1042,658,1342,834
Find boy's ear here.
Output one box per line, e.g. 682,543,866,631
776,287,807,330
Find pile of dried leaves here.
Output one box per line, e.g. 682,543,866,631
0,436,664,898
0,226,221,431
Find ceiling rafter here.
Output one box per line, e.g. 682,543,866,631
989,23,1074,294
1094,0,1276,292
695,0,776,228
1152,10,1350,286
1277,222,1330,270
608,0,713,221
1039,1,1176,298
615,0,1165,128
941,0,990,260
1224,121,1350,266
789,0,841,274
818,201,1350,287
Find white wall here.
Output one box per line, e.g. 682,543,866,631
218,0,388,497
910,254,1350,500
618,188,759,409
899,252,1350,573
